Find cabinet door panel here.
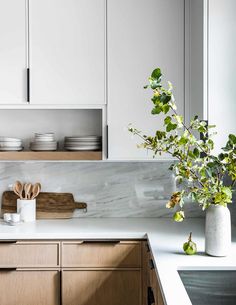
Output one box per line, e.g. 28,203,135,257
0,270,60,305
0,0,26,104
107,0,185,159
30,0,105,105
62,270,142,305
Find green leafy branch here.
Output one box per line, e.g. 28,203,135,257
129,68,236,222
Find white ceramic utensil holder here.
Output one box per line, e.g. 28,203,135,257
17,199,36,222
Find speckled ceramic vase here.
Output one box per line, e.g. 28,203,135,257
205,205,231,257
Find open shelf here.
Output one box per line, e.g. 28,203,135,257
0,151,102,161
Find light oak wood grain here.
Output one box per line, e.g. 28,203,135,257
62,241,141,268
0,270,60,305
0,151,102,160
0,242,59,267
62,269,142,305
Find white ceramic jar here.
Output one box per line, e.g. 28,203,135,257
17,199,36,222
205,204,231,257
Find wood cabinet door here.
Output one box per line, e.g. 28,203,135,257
150,268,164,305
107,0,185,160
62,270,142,305
0,0,27,104
29,0,105,105
0,269,60,305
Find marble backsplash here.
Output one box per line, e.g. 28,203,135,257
0,161,208,218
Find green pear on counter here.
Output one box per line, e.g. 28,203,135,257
183,232,197,255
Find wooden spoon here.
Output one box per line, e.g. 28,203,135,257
24,183,32,199
31,183,41,200
13,181,24,200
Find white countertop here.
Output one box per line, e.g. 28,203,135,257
0,218,236,305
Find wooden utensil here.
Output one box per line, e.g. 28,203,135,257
13,181,24,200
23,183,32,199
31,183,41,199
1,191,87,219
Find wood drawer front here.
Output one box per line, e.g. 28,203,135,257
62,241,141,268
0,242,59,267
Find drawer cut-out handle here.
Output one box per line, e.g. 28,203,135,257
149,259,155,270
0,240,17,244
0,268,17,272
81,240,120,244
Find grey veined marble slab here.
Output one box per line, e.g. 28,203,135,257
0,161,205,218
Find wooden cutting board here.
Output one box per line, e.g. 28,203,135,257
1,191,87,219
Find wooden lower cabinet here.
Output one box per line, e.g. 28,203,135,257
151,272,164,305
0,269,60,305
143,242,165,305
62,269,142,305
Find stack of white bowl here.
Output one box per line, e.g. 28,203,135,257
30,133,57,151
0,137,23,151
64,135,102,151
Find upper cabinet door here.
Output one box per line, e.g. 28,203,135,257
107,0,185,160
0,0,27,104
30,0,105,105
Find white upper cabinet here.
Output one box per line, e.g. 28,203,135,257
0,0,27,104
107,0,185,160
29,0,106,105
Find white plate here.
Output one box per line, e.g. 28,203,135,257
35,137,55,140
65,136,101,141
35,132,54,136
30,146,57,150
30,141,57,145
64,142,101,146
30,146,57,149
32,140,57,143
0,142,22,147
0,137,21,142
65,146,101,151
65,140,101,144
0,147,22,151
30,148,57,151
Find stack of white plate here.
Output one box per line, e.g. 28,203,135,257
30,133,57,151
64,136,102,151
0,137,22,151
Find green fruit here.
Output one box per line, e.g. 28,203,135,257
183,232,197,255
173,211,185,222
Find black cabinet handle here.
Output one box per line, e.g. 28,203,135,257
0,267,17,271
27,68,30,103
0,240,17,244
59,271,62,305
106,125,108,159
148,286,155,305
149,259,155,270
